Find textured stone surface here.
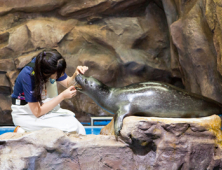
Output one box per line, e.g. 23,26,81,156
103,115,222,169
14,50,43,69
170,0,222,102
0,0,68,15
0,0,222,124
0,59,15,72
0,94,13,125
0,74,11,94
0,128,132,170
1,115,222,169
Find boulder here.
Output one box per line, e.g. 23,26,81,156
6,70,20,89
14,50,43,69
0,73,11,94
59,0,110,17
0,128,132,170
103,115,222,169
0,0,68,15
0,58,15,72
0,94,13,125
1,115,222,169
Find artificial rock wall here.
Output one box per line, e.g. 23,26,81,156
0,0,222,124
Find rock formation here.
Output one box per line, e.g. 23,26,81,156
0,115,222,169
1,0,222,124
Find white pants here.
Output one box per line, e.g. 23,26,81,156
11,101,86,135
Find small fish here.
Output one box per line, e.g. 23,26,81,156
74,81,82,90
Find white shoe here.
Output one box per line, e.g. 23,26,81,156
14,126,26,133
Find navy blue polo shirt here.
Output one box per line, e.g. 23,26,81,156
11,58,67,102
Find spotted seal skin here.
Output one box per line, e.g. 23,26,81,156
75,74,222,137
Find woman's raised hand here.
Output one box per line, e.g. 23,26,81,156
61,86,77,99
67,66,89,87
75,66,88,75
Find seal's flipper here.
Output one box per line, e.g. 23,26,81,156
114,108,127,139
115,135,119,141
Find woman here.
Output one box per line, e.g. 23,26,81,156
11,49,88,135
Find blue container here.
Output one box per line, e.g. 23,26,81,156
93,120,111,126
0,126,103,135
0,127,15,135
85,127,102,135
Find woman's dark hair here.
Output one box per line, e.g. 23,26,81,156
33,49,66,105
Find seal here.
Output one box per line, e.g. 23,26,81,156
75,74,222,137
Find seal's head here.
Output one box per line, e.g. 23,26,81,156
75,74,110,98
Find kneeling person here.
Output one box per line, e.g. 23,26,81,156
11,49,88,135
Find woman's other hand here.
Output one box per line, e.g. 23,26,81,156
61,86,77,99
29,86,76,118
